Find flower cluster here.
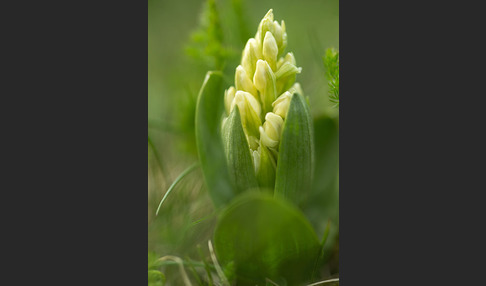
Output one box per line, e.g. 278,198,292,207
223,9,303,175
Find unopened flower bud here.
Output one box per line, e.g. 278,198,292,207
279,20,287,55
277,52,296,69
222,9,304,183
276,53,300,94
235,65,258,97
272,21,283,49
224,86,236,115
255,9,274,45
259,112,284,148
253,60,277,114
275,62,302,79
232,90,262,137
263,32,278,71
241,38,261,78
255,10,287,57
289,82,304,96
272,91,292,118
252,149,261,174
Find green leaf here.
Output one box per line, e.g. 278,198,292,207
274,92,314,206
195,71,236,208
148,251,162,270
148,270,165,286
323,48,339,107
214,192,320,285
222,105,258,194
306,115,339,264
155,163,199,216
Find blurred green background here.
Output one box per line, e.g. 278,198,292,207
148,0,339,284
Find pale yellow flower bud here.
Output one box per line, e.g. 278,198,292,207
255,9,274,45
284,52,295,64
241,38,261,79
232,91,261,118
263,32,278,71
272,91,292,118
231,90,262,137
276,53,300,94
275,62,301,79
255,10,287,57
235,65,258,97
252,149,261,174
259,112,284,148
272,21,283,49
280,20,287,55
270,20,287,56
253,59,277,115
222,9,303,176
224,86,236,115
277,52,296,69
289,82,304,96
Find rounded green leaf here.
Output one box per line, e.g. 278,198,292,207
214,192,320,285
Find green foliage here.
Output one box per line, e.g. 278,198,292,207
306,115,339,268
323,48,339,107
256,145,276,190
149,1,340,284
222,106,259,194
148,252,166,286
214,192,320,285
274,93,314,206
230,0,252,45
148,270,165,286
195,71,237,208
155,163,199,216
186,0,229,70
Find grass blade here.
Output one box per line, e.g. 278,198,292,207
155,163,198,216
148,136,170,184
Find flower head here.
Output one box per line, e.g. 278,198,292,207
223,9,302,178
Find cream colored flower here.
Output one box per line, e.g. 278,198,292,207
259,112,284,148
222,9,303,173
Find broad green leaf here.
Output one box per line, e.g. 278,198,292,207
274,92,314,206
214,192,320,285
195,71,236,207
222,105,258,194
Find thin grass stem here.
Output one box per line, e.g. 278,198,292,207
157,255,193,286
197,244,214,286
306,278,339,285
148,135,170,183
208,240,230,286
155,163,199,216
